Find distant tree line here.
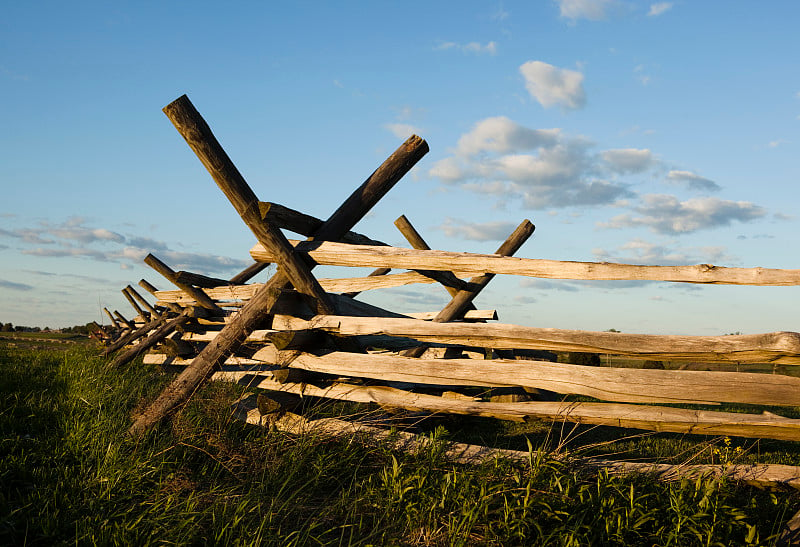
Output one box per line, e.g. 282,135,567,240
1,321,96,334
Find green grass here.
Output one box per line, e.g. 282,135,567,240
1,340,799,545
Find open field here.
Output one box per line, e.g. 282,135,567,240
2,338,800,545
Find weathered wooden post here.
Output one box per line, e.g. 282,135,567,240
394,214,476,304
126,285,161,318
113,311,135,330
228,262,270,284
402,220,534,357
139,279,183,314
104,307,120,329
122,287,148,320
128,94,428,435
144,254,223,314
110,310,192,368
174,271,229,289
138,279,160,296
102,314,168,356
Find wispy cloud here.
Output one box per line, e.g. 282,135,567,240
601,148,655,174
436,218,520,242
600,195,767,234
0,65,30,82
593,238,737,266
435,41,497,55
384,123,422,139
633,64,651,86
519,61,586,110
0,279,34,291
647,2,673,16
492,5,510,21
2,217,250,275
666,170,721,192
556,0,615,21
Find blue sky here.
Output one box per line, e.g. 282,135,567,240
1,1,799,335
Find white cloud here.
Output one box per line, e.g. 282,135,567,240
437,218,520,242
519,61,586,110
435,41,497,55
429,116,635,209
593,238,737,266
666,170,721,192
647,2,673,16
600,194,767,234
556,0,614,21
601,148,655,174
453,116,560,157
384,123,422,139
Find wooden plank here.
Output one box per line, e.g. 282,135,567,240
250,239,800,286
213,347,800,406
145,344,800,406
111,312,191,368
103,307,120,329
122,287,148,319
394,214,477,301
174,271,230,288
259,201,385,246
404,220,535,358
273,314,800,365
262,203,472,295
126,285,161,318
406,310,498,321
138,279,160,295
154,271,476,305
102,314,167,356
113,310,135,330
231,398,800,490
144,253,223,313
129,94,428,436
228,262,269,284
219,377,800,441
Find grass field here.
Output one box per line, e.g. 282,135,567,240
2,336,799,545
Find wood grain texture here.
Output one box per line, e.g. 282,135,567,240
174,271,230,289
144,253,223,312
402,219,535,358
153,271,478,305
138,279,160,295
228,262,269,285
259,201,385,246
217,377,800,441
271,314,800,365
102,314,167,356
126,285,160,318
122,287,147,319
103,307,120,329
110,312,190,368
250,239,800,286
199,346,800,406
113,311,135,330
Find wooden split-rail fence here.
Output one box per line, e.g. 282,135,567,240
100,95,800,452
